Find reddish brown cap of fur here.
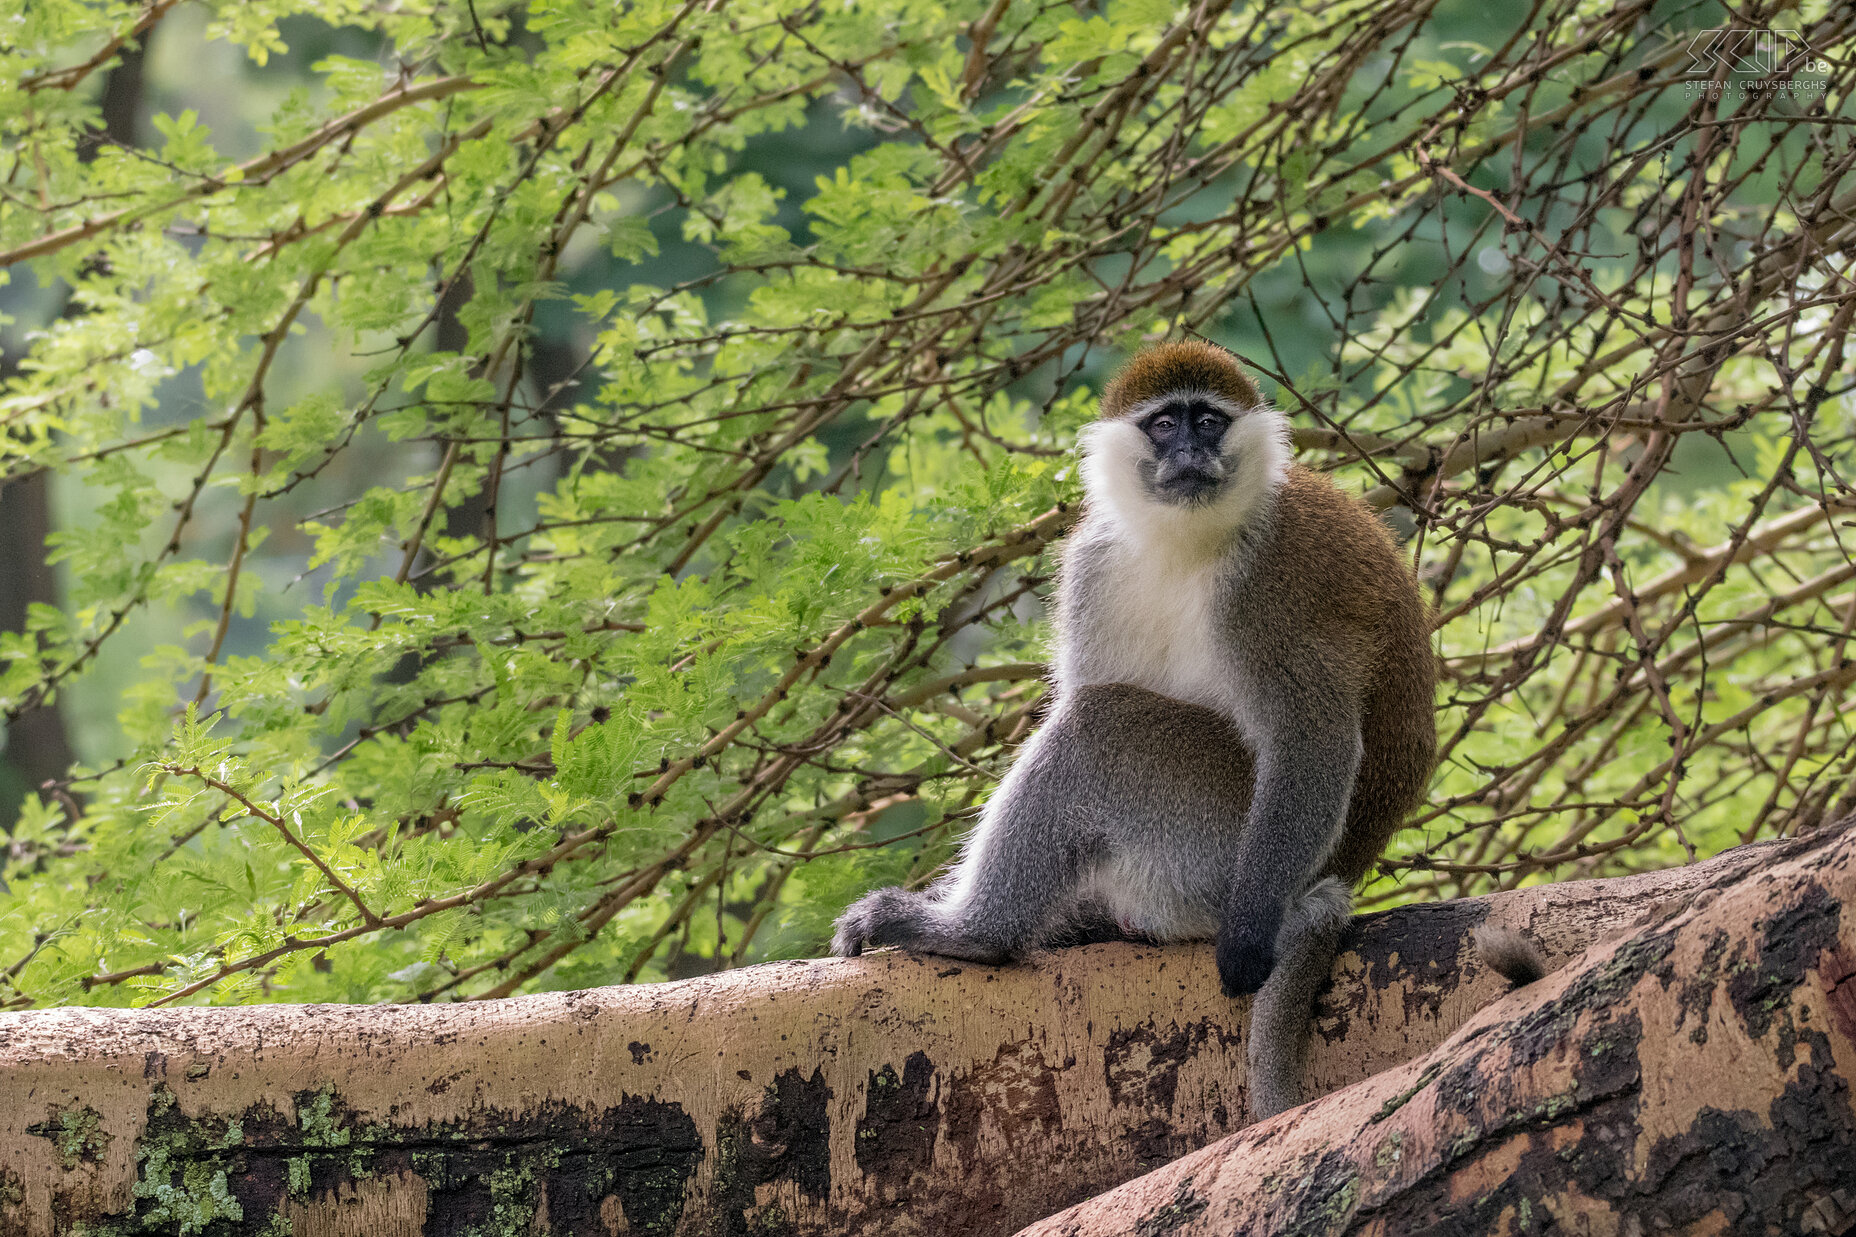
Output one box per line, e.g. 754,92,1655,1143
1099,340,1262,419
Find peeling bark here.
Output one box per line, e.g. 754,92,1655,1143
0,843,1789,1236
1020,823,1856,1237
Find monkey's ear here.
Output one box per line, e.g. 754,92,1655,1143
1098,340,1262,420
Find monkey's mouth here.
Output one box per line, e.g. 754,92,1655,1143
1152,467,1224,504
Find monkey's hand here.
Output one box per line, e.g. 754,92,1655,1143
830,886,931,958
1216,912,1279,997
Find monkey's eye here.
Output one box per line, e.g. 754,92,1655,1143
1196,416,1223,432
1151,416,1176,432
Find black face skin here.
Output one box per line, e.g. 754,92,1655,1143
1139,399,1232,505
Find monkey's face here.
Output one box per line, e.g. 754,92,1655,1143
1078,388,1288,540
1136,397,1233,506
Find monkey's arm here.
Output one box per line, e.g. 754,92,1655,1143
1216,694,1362,997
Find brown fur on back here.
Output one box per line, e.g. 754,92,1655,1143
1253,466,1437,885
1099,340,1263,419
1053,464,1436,888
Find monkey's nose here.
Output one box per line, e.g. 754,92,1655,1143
1171,451,1222,478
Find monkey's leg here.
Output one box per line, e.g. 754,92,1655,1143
831,717,1107,963
1217,717,1362,997
827,828,1098,965
1039,898,1138,949
1245,876,1351,1122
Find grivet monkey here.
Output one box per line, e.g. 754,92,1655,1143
832,340,1438,1118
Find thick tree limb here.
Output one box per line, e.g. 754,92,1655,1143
1021,822,1856,1237
0,845,1793,1236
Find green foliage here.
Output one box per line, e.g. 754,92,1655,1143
1,0,1853,1008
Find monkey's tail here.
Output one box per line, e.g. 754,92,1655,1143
1245,877,1352,1123
1472,923,1549,987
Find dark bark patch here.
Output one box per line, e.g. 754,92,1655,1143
1348,899,1485,1023
1425,1000,1641,1201
710,1067,833,1236
1624,1030,1856,1232
1132,1179,1209,1236
1276,1146,1362,1235
1113,1117,1185,1173
1504,928,1672,1071
1670,927,1730,1044
419,1159,496,1237
1311,971,1351,1046
943,1037,1066,1174
1432,975,1644,1129
74,1083,701,1237
1823,943,1856,1050
1390,1030,1856,1234
1547,1096,1641,1217
1728,878,1841,1043
555,1096,704,1236
1102,1020,1204,1111
766,1069,831,1200
402,1096,707,1236
1573,1009,1644,1102
854,1051,939,1187
1550,1034,1644,1203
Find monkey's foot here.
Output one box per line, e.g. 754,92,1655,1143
830,886,930,957
830,887,1023,966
